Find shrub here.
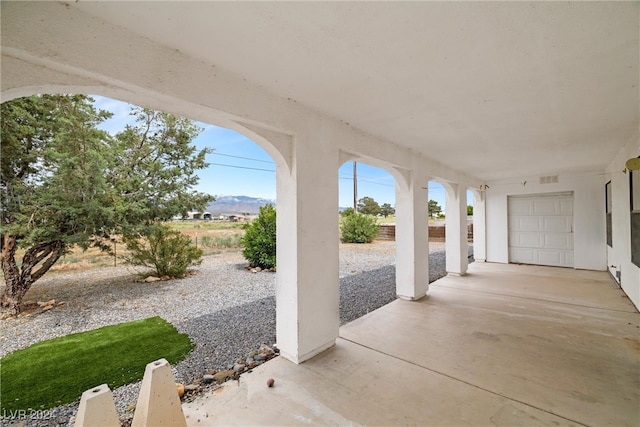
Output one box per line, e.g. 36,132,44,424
123,224,203,277
242,204,276,269
340,213,379,243
340,207,355,217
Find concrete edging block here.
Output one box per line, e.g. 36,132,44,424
131,358,186,427
74,384,120,427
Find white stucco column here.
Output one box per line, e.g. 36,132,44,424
275,130,339,364
395,172,430,300
472,191,486,262
445,184,469,275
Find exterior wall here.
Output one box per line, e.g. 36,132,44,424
606,132,640,310
486,173,606,271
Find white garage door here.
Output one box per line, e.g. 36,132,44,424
508,192,574,267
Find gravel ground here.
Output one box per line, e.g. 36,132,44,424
0,241,473,426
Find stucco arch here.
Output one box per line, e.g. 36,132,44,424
339,151,411,195
1,84,293,176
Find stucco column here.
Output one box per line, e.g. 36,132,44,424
395,172,430,300
472,191,486,262
275,130,339,364
445,184,469,275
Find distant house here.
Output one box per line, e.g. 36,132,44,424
175,211,213,220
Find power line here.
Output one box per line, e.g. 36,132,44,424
209,162,275,173
211,152,273,164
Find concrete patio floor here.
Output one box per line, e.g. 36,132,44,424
183,262,639,426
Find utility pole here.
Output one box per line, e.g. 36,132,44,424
353,161,358,212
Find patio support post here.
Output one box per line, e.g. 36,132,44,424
445,184,469,275
472,191,486,262
395,171,430,300
275,128,339,364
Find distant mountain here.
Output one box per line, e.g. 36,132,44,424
206,195,275,214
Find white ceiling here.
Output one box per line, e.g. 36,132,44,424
45,2,640,180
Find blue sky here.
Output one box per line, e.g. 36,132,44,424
93,95,451,209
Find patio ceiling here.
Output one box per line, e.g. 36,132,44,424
15,2,640,181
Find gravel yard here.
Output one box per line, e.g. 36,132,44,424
0,240,472,426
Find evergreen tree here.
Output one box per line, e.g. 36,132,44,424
380,203,395,217
1,95,212,312
357,196,382,216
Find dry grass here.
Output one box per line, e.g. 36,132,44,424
4,221,246,275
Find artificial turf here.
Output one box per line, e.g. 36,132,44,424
0,316,193,412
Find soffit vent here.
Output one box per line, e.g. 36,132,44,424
539,175,559,184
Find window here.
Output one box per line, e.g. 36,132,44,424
606,181,612,247
630,158,640,268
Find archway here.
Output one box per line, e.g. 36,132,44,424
337,159,398,324
0,93,291,417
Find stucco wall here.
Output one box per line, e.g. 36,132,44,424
606,133,640,310
485,173,606,271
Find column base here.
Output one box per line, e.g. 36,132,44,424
279,339,336,364
397,292,428,301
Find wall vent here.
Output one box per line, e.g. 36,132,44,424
539,175,559,184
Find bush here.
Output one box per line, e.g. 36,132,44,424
123,224,203,277
341,207,355,217
242,204,276,269
340,213,379,243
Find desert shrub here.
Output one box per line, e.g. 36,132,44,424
340,207,355,217
242,204,276,269
340,213,379,243
123,224,203,277
214,235,243,248
200,235,213,247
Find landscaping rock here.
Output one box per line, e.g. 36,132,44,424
260,344,275,355
185,384,199,392
213,369,234,383
38,299,56,307
233,363,245,372
202,374,215,384
176,383,185,398
144,276,161,283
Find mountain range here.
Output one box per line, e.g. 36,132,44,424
206,195,275,214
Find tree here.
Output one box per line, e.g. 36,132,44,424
357,196,381,216
380,203,395,217
242,204,276,269
467,205,474,216
428,200,442,218
1,95,213,313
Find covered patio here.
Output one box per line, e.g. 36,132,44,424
184,262,639,426
2,2,639,425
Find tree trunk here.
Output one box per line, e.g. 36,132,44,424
1,235,64,314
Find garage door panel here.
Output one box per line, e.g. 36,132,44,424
508,193,574,268
564,252,574,266
509,248,536,263
510,232,544,247
509,199,532,215
542,216,572,232
543,233,573,249
510,216,542,232
532,199,558,215
537,250,564,266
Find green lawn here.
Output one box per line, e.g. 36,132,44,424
0,316,193,411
